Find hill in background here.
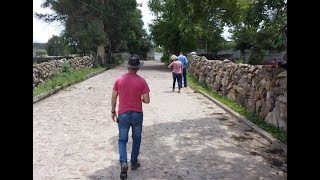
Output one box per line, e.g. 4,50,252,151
33,43,46,50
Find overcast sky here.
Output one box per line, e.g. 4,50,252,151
33,0,230,43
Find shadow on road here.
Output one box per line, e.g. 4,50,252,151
140,61,170,73
88,117,287,180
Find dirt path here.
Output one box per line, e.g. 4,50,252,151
33,60,287,180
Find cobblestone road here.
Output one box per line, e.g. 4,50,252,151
33,60,287,180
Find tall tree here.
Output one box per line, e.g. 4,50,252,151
36,0,138,65
148,0,237,62
230,0,287,64
46,35,68,56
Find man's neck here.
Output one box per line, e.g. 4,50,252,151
128,70,137,74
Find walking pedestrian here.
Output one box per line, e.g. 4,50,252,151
178,51,188,87
168,54,183,93
111,54,150,179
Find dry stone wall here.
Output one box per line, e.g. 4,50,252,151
187,55,287,131
33,56,94,87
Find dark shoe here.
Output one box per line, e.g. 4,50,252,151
120,162,128,180
131,160,140,170
172,88,175,92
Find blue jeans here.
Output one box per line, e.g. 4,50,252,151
172,72,182,89
182,67,187,87
118,111,143,164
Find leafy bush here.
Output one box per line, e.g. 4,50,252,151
61,61,71,73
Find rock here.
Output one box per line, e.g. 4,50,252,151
198,75,207,85
213,82,222,91
266,91,276,101
276,78,287,89
247,98,256,113
278,118,287,131
238,76,249,85
233,85,245,95
227,82,234,91
272,87,285,96
277,71,287,78
255,100,263,116
266,79,276,91
265,112,278,127
239,64,249,68
221,75,231,87
227,89,237,100
276,95,287,104
205,77,211,85
248,66,258,73
259,99,274,119
235,93,246,107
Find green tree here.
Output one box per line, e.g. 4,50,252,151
149,0,287,64
36,0,141,65
230,0,287,64
148,0,237,61
45,35,68,56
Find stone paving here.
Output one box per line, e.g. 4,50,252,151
33,60,287,180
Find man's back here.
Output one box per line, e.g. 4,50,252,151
113,73,149,114
178,54,188,68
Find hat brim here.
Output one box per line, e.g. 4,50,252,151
127,61,144,68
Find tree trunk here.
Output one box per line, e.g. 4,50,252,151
108,41,112,64
205,42,208,54
97,45,106,65
96,0,106,65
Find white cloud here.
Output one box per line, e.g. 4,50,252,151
33,0,65,43
222,26,232,40
137,0,155,34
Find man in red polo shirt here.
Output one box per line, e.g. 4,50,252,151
111,54,150,180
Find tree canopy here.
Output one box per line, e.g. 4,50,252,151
35,0,152,64
148,0,287,64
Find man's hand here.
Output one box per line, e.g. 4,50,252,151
111,90,119,122
111,112,117,122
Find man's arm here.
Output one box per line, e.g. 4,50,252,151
111,90,118,121
142,93,150,104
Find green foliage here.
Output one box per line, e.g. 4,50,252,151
187,73,287,143
248,47,264,65
148,0,241,54
60,61,72,73
153,47,163,53
219,41,237,50
160,50,170,63
36,0,151,60
34,50,47,57
111,55,126,64
148,0,286,64
46,35,69,56
230,0,287,64
235,58,243,64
